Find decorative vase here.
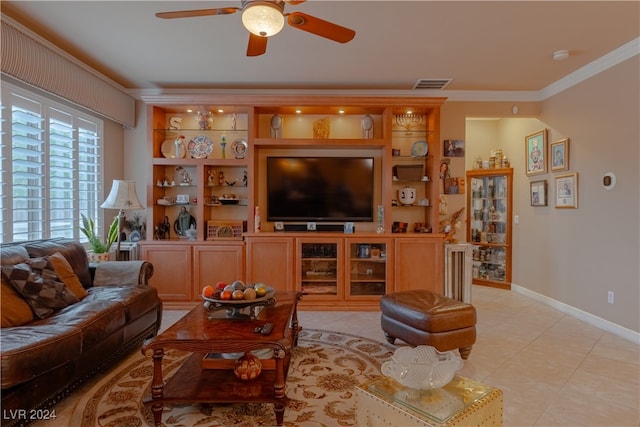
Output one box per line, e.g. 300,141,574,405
376,205,385,234
234,352,262,380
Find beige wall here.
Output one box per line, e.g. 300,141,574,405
441,57,639,333
532,56,639,332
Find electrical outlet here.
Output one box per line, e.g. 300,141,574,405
607,291,614,304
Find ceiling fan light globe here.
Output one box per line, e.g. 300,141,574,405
242,3,285,37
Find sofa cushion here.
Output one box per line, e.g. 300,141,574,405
0,324,82,388
37,298,126,352
1,276,34,327
1,261,79,319
49,252,89,300
87,285,160,322
24,239,92,288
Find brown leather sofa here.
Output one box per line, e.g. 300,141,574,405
0,238,162,427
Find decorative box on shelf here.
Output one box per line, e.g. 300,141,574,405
206,220,244,240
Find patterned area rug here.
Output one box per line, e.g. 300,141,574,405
71,329,395,426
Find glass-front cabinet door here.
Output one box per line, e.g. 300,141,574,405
466,168,513,289
345,238,391,299
297,239,342,301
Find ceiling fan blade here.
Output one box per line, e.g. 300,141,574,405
156,7,239,20
287,12,355,43
247,33,268,57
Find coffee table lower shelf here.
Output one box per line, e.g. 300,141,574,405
142,353,287,422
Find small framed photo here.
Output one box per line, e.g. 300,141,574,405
443,177,465,194
444,139,465,157
550,138,569,172
344,222,354,234
525,129,547,176
530,180,547,206
555,173,578,208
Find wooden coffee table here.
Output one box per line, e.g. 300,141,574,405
141,292,302,426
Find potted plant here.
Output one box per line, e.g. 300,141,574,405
80,213,119,262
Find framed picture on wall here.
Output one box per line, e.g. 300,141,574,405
550,138,569,172
555,173,578,208
530,180,547,206
444,177,465,194
443,139,465,157
525,129,547,176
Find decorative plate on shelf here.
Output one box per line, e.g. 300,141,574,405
161,139,186,158
411,140,429,157
187,135,214,159
231,138,248,159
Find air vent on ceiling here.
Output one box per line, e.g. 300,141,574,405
412,79,452,90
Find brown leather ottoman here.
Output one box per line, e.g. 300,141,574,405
380,290,477,359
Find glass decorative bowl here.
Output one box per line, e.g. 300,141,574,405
381,345,463,390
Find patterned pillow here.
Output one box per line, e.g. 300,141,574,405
1,258,79,319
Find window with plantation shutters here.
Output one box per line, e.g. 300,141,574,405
1,82,103,244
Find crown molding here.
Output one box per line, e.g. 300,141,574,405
539,37,640,101
132,87,542,103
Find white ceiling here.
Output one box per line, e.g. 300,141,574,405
2,1,639,98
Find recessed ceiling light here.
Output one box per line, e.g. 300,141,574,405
186,109,193,113
553,50,569,61
217,109,224,113
338,109,345,114
295,109,302,114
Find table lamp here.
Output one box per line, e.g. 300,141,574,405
100,180,143,260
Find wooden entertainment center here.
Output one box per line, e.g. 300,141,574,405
139,95,446,310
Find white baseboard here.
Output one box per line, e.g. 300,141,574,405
511,283,640,345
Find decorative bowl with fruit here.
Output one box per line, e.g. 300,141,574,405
201,281,276,318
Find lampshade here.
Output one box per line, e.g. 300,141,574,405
242,2,285,37
101,180,143,210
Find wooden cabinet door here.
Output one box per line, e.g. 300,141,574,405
245,237,294,292
394,237,443,294
141,244,192,301
193,243,245,296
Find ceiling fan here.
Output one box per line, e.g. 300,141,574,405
156,0,356,57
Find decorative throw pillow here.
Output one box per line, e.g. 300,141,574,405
1,275,34,327
48,252,89,300
1,260,79,319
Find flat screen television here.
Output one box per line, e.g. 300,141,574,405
266,157,374,222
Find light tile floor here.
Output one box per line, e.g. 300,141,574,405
290,285,639,427
76,286,640,427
